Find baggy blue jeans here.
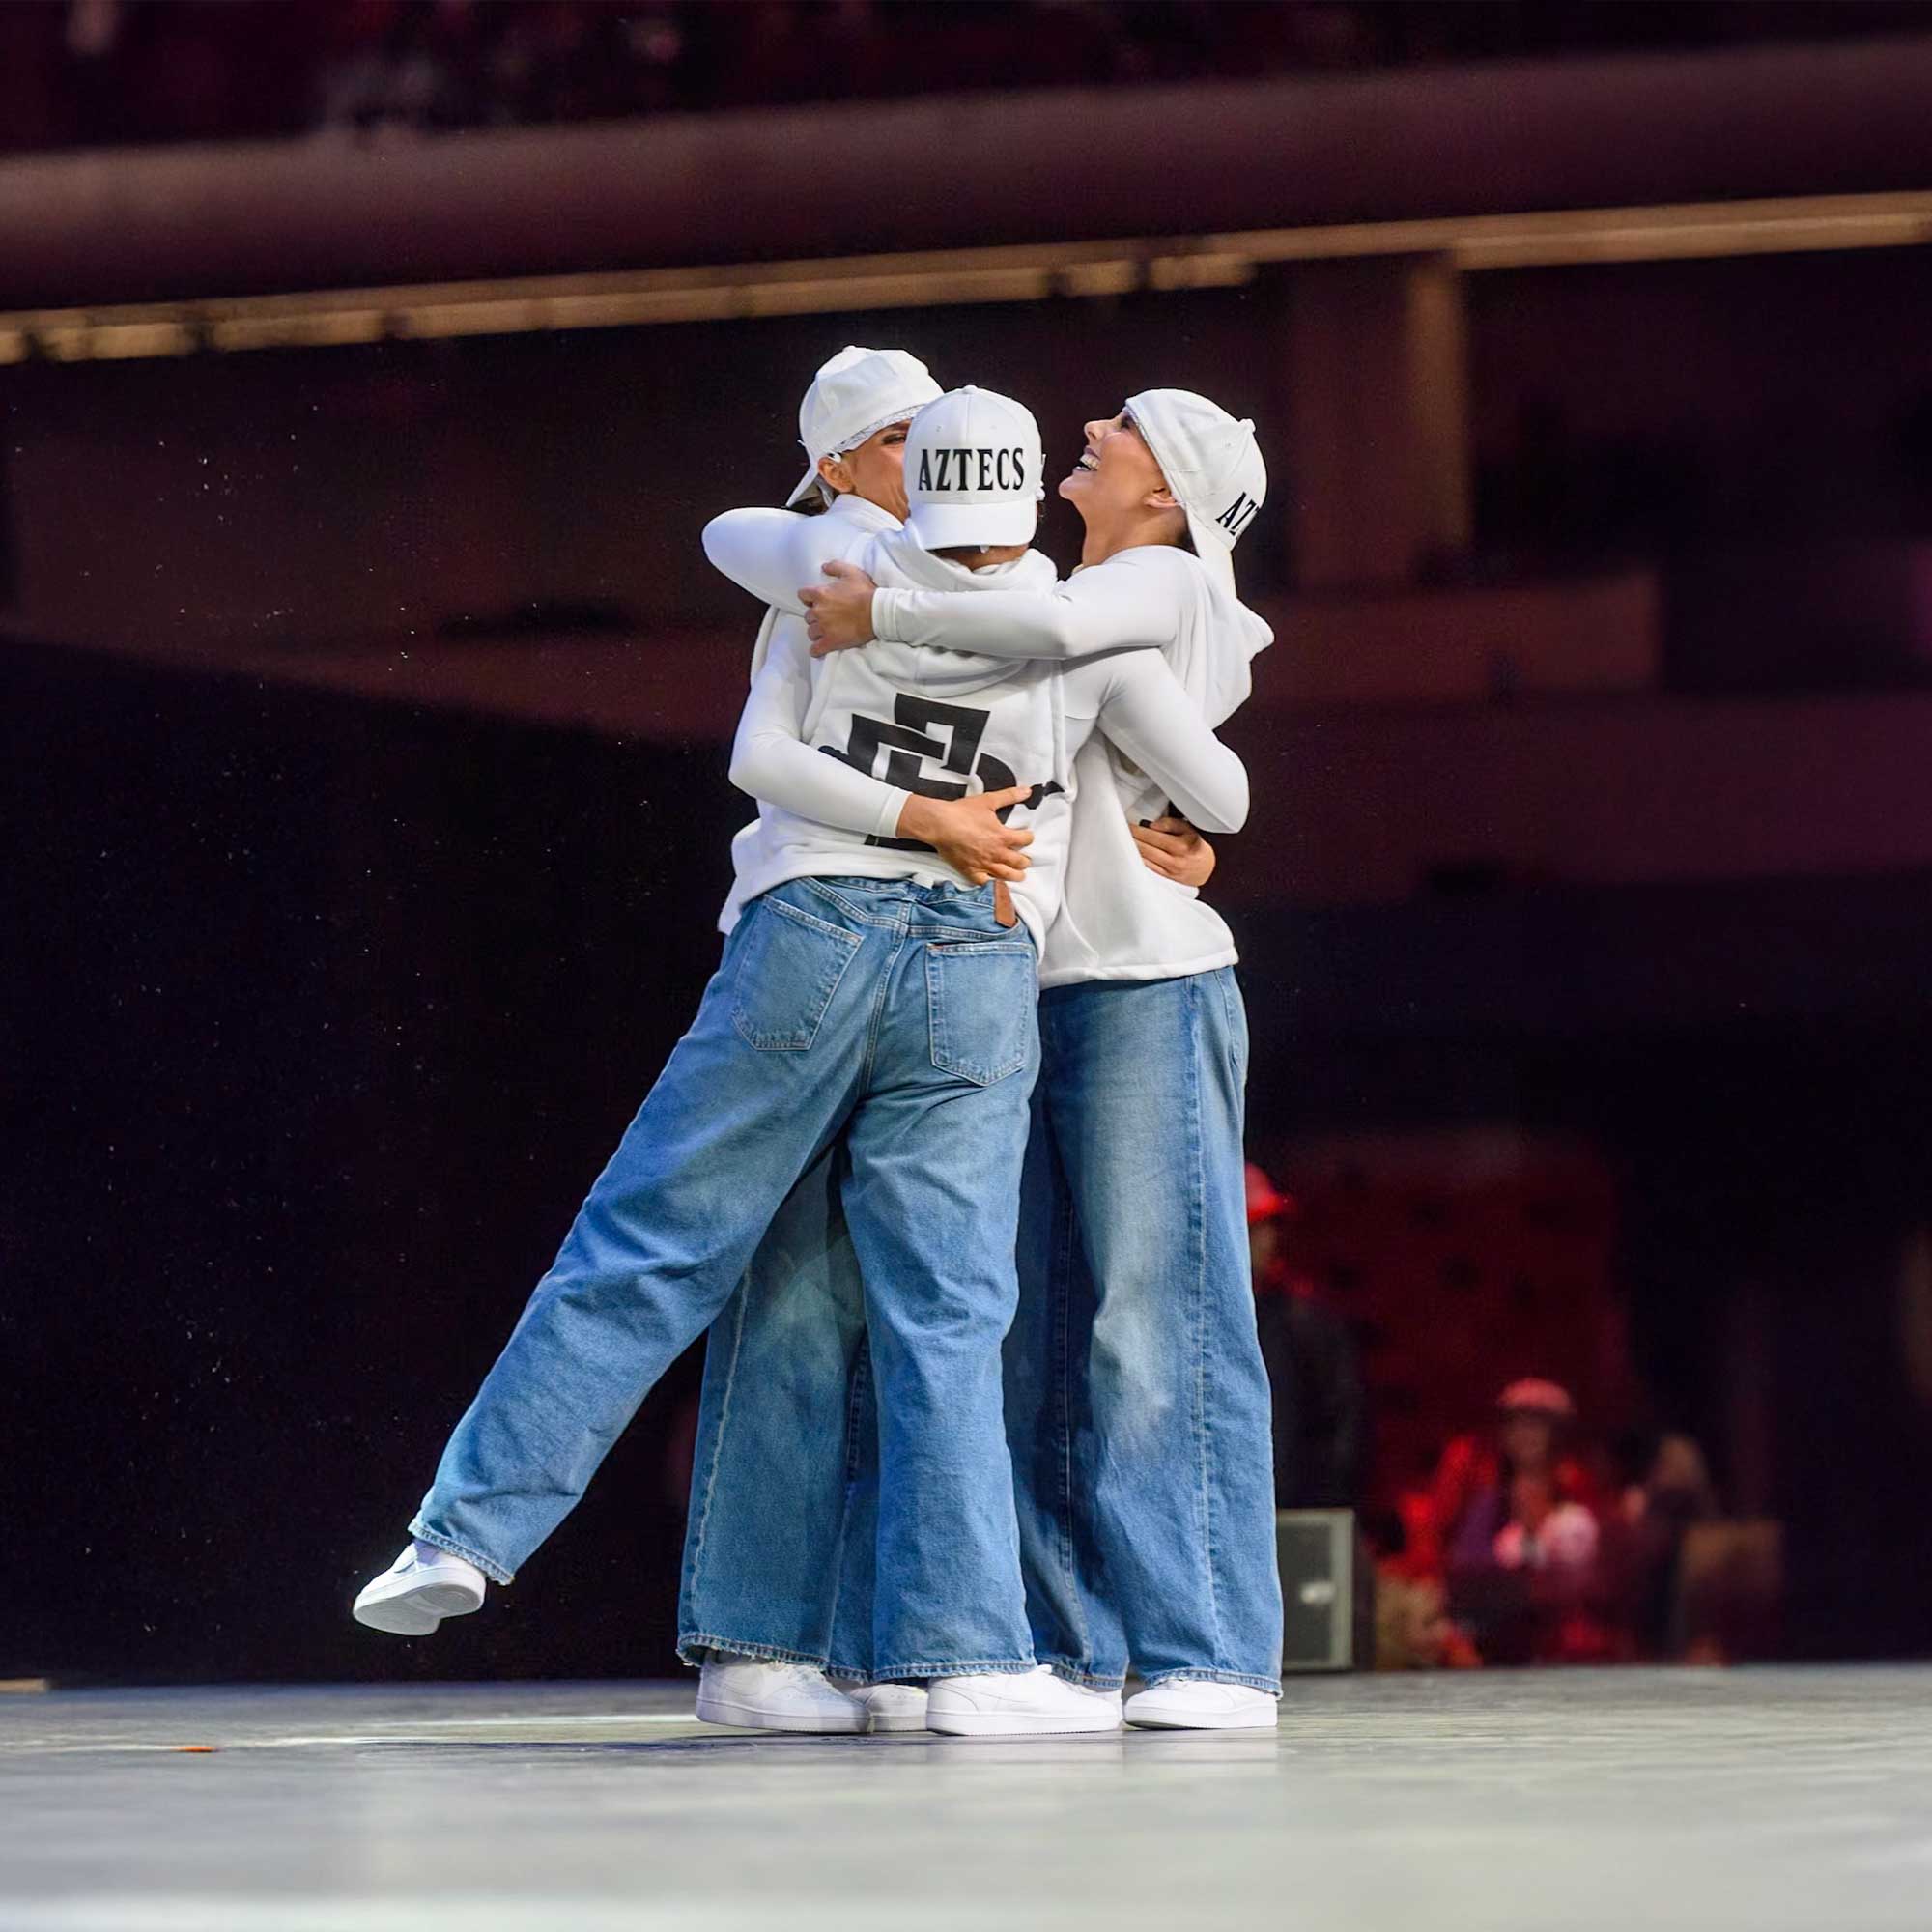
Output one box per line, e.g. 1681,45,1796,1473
412,875,1041,1678
679,1143,882,1676
677,966,1283,1692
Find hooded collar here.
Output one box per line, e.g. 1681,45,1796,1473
860,530,1060,697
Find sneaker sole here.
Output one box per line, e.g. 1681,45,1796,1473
925,1709,1122,1738
1124,1708,1279,1731
352,1581,482,1635
865,1708,930,1734
695,1692,863,1735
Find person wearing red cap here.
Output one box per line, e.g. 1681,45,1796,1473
1247,1163,1368,1513
1428,1378,1611,1663
1247,1160,1293,1226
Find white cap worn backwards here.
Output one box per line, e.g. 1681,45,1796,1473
1125,388,1267,596
901,385,1044,552
789,345,944,508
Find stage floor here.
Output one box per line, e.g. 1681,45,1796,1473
2,1666,1928,1929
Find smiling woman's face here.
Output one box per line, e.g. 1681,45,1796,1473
1058,410,1173,522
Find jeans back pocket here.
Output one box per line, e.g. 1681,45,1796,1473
731,895,864,1052
924,940,1037,1087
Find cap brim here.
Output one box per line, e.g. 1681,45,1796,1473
1185,511,1238,596
904,499,1038,550
784,462,821,509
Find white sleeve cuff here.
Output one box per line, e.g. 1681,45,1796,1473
871,785,913,840
871,588,906,642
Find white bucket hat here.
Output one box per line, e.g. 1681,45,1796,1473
901,386,1044,551
1125,388,1266,595
788,345,943,508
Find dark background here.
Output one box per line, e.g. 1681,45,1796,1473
8,1,1932,1682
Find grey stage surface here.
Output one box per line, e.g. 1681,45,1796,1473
3,1668,1929,1930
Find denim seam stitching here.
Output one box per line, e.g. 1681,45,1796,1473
820,1337,868,1666
1141,1669,1283,1693
757,894,867,947
680,1272,750,1621
1222,967,1245,1088
858,923,904,1089
1186,973,1231,1674
1049,1122,1093,1670
866,1659,1037,1679
921,940,1035,953
797,876,909,929
1042,1659,1124,1690
1217,966,1265,1682
910,924,1028,944
676,1632,836,1672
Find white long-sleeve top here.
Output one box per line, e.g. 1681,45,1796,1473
706,492,902,936
703,509,1249,956
871,545,1272,985
709,516,1273,987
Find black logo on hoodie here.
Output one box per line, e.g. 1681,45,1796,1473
823,694,1062,850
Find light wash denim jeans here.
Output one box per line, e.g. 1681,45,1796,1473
412,874,1041,1679
1009,970,1281,1692
676,965,1283,1693
679,1144,881,1677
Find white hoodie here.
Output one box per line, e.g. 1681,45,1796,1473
711,491,897,936
704,511,1250,955
868,543,1272,985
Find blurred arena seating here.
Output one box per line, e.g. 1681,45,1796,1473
6,1,1932,157
1263,1128,1631,1512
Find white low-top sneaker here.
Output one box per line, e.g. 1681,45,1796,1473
352,1541,487,1635
1123,1680,1279,1730
696,1657,864,1734
849,1682,928,1733
925,1666,1122,1738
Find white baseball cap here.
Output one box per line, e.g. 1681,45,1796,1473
1125,388,1267,595
788,345,943,508
902,385,1044,551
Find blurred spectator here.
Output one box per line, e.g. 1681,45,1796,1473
1372,1569,1482,1672
1249,1160,1370,1510
1426,1378,1622,1663
1493,1467,1601,1576
1618,1428,1721,1659
1362,1505,1482,1670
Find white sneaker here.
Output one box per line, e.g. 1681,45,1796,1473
849,1682,928,1733
352,1540,487,1635
925,1666,1122,1738
696,1656,864,1734
1123,1680,1279,1730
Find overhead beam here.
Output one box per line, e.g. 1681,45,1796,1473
3,187,1932,366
